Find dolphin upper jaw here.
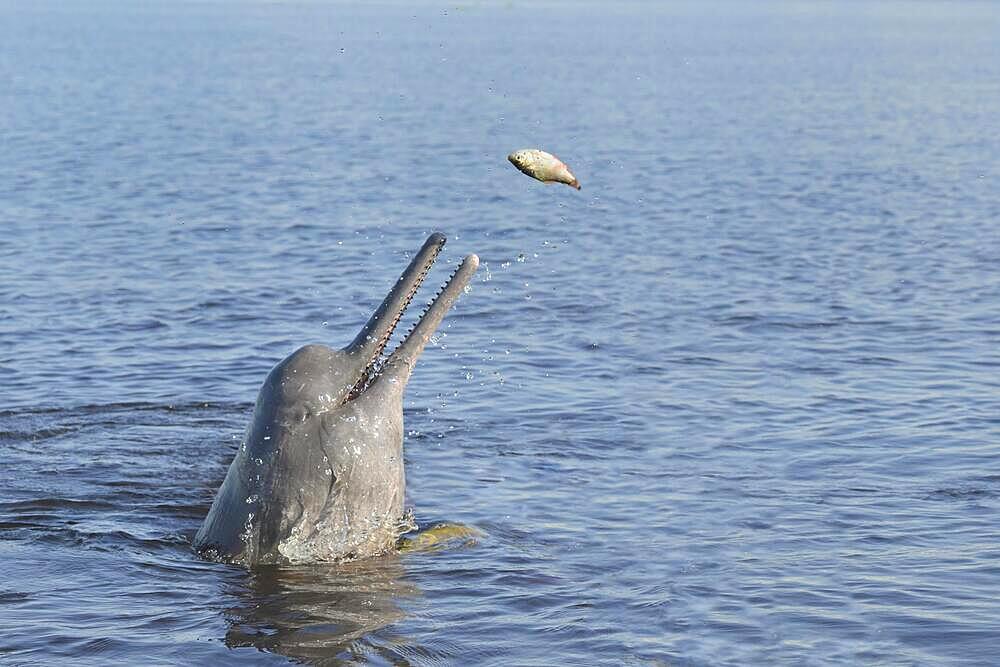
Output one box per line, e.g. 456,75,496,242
194,233,478,565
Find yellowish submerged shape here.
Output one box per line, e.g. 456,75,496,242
508,149,581,190
398,522,484,553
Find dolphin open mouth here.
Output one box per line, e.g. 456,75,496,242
346,232,478,400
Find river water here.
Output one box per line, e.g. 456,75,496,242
2,1,999,665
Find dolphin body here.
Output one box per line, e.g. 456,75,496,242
195,233,478,566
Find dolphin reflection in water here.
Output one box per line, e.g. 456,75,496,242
195,233,478,566
223,531,484,662
224,556,415,660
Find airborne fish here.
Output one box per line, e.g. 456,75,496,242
507,149,581,190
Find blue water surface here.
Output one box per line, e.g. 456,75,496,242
2,1,999,665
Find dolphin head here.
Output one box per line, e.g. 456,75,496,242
195,233,478,565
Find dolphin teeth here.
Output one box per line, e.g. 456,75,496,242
347,241,444,400
391,262,463,355
349,260,466,398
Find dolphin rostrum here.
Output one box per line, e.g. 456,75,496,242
195,233,478,566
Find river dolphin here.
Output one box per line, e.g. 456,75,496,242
195,233,478,566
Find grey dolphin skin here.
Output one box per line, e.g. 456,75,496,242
194,233,478,566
